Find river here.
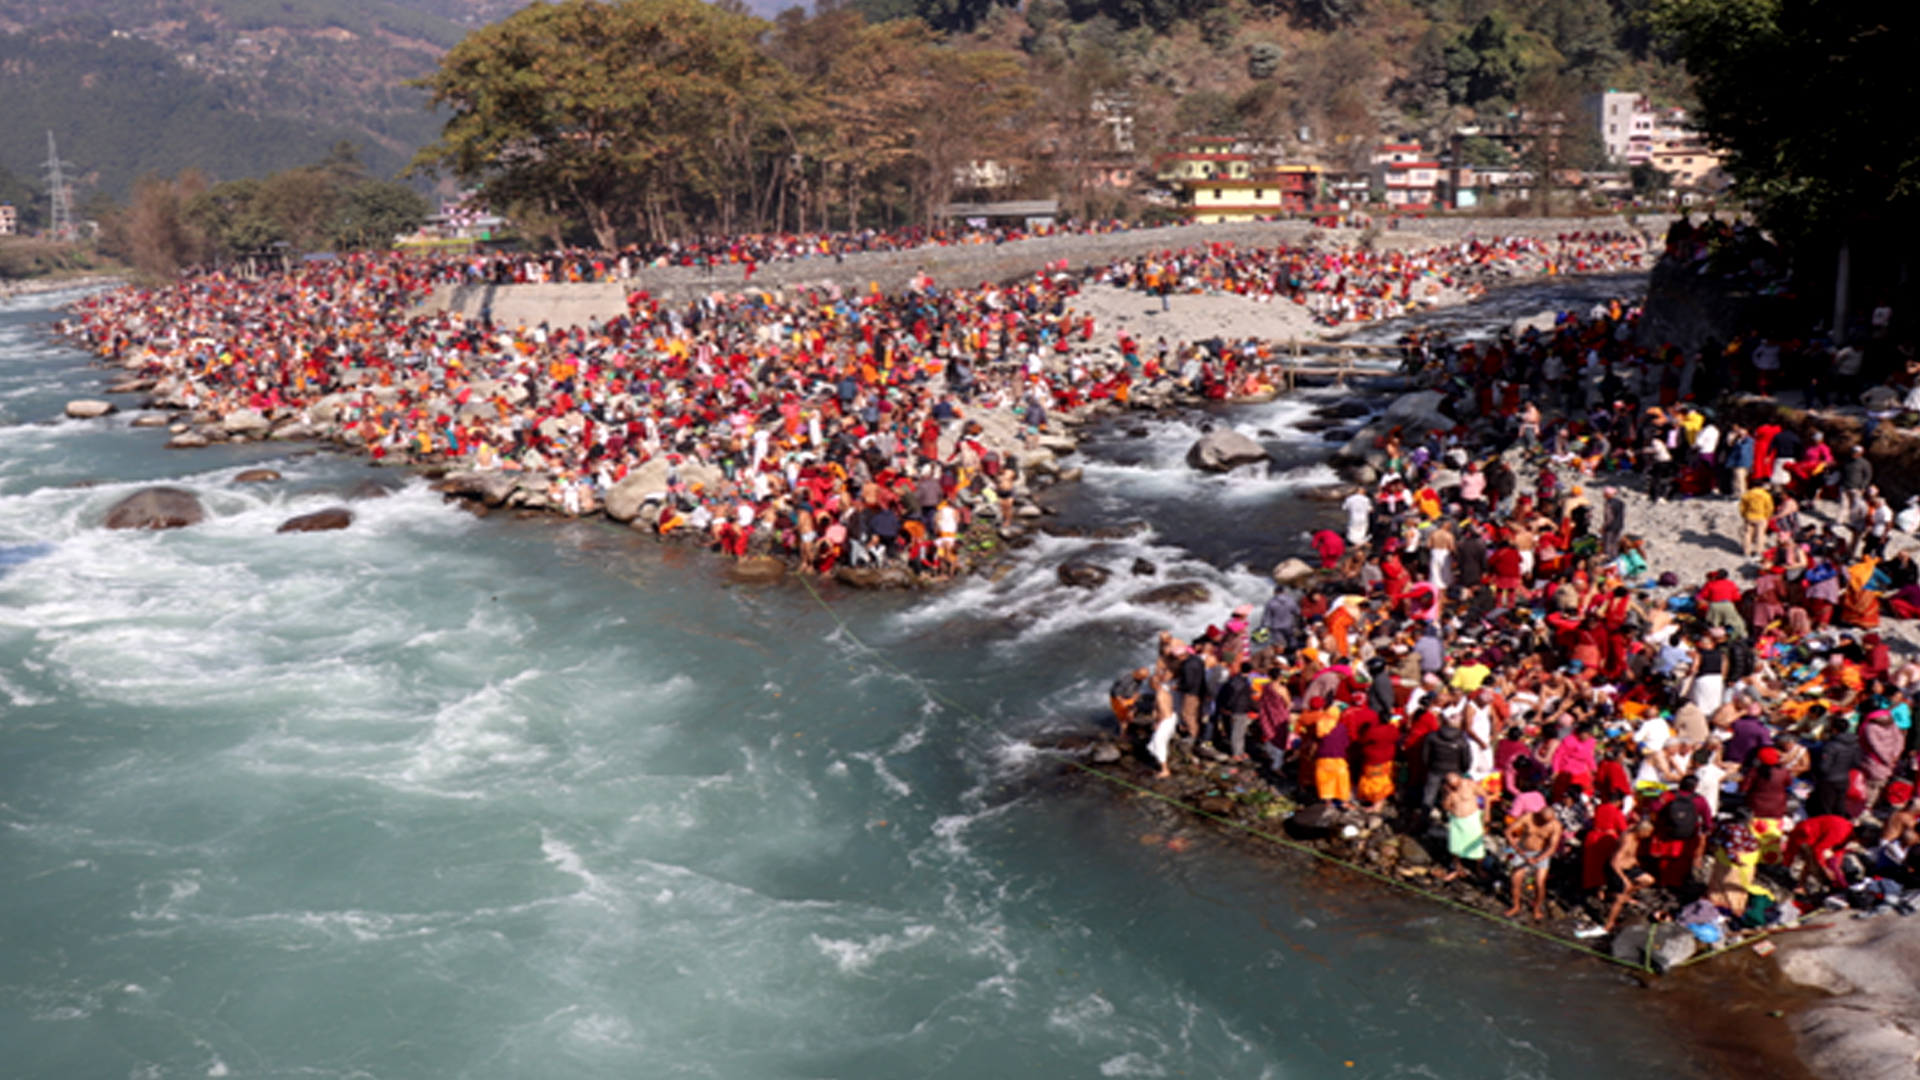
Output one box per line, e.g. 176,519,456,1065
0,275,1747,1079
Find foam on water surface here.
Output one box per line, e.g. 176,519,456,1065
0,287,1717,1080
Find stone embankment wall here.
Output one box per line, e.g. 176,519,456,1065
419,214,1671,330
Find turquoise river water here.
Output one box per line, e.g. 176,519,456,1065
0,284,1732,1079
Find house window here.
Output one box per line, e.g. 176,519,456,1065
1214,189,1224,200
1255,189,1264,200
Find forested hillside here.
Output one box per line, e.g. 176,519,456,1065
0,0,508,200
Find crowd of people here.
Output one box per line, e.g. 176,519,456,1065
1097,232,1651,327
1111,298,1920,944
64,230,1656,578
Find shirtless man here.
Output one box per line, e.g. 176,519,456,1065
1604,820,1658,933
1435,773,1485,883
1504,792,1564,920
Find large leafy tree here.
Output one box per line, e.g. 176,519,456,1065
411,0,777,248
1654,0,1920,244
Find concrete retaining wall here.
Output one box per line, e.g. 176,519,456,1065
421,213,1673,330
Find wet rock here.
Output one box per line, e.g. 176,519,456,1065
1396,835,1433,867
1256,428,1279,438
1299,483,1358,502
1185,429,1269,473
1056,560,1111,589
104,377,153,394
349,480,396,500
1609,922,1698,973
103,487,206,530
1196,795,1234,816
833,565,917,589
727,556,787,584
1037,521,1148,540
165,432,210,449
270,422,321,442
1089,741,1122,765
1318,400,1372,419
1130,581,1211,606
1125,427,1150,439
1056,467,1084,484
1294,418,1342,433
437,470,520,508
222,409,272,436
65,399,115,419
130,414,172,428
1131,557,1157,577
233,468,282,483
277,507,354,533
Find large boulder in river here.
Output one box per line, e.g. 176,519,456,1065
1130,581,1212,607
103,487,206,530
437,470,520,507
221,409,272,436
1185,429,1269,473
603,458,724,522
277,507,354,533
1057,560,1111,589
65,399,115,419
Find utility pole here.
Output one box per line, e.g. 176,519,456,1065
43,132,75,243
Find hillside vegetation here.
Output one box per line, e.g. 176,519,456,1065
0,0,505,199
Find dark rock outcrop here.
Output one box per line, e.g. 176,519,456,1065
1056,560,1111,588
1130,581,1211,606
277,507,354,533
103,487,206,530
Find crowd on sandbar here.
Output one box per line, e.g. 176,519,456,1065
1109,288,1920,948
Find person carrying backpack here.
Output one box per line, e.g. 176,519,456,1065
1650,775,1711,887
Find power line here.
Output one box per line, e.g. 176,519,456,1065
43,131,75,242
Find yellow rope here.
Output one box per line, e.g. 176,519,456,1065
794,575,1661,972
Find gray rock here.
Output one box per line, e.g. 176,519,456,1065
1089,741,1123,765
1130,581,1211,606
437,470,520,507
1056,560,1111,589
277,507,354,533
1056,467,1084,484
1396,835,1433,867
165,432,210,449
103,487,206,530
270,422,322,442
1131,557,1157,577
1272,558,1316,585
1185,429,1269,473
233,469,282,483
130,414,172,428
1609,922,1698,973
603,458,723,522
221,409,271,435
65,399,115,419
1776,914,1920,1080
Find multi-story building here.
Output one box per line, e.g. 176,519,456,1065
1591,90,1656,165
1176,164,1323,222
0,203,15,237
1373,144,1440,207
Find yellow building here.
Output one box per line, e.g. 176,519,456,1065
1176,165,1323,222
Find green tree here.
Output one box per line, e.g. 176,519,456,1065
1652,0,1920,246
411,0,777,248
331,181,431,250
